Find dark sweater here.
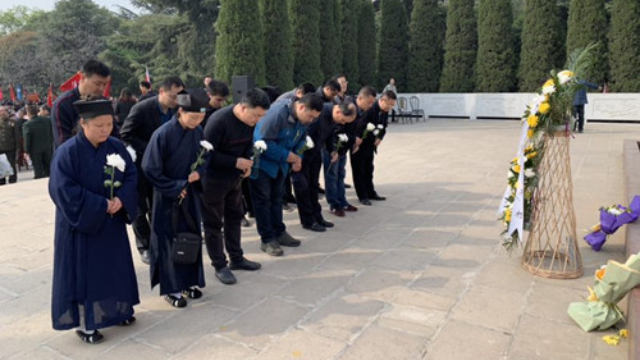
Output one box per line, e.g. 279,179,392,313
203,105,253,180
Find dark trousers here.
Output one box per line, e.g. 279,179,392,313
250,169,286,243
573,105,585,131
133,169,153,252
0,151,17,185
201,176,245,270
283,173,296,203
30,150,52,179
241,178,254,217
350,145,376,200
292,152,323,227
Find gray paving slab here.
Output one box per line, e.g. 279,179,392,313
0,119,635,359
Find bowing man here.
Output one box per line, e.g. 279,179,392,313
141,89,209,308
49,97,139,344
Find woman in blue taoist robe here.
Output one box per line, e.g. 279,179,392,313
142,89,208,308
49,98,139,344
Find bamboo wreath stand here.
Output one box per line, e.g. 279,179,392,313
521,129,583,279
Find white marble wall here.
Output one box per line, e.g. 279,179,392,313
399,93,640,121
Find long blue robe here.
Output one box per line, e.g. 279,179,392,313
141,117,205,295
49,131,139,331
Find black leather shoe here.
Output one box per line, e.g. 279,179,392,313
360,199,372,206
261,241,284,256
277,231,302,246
215,267,237,285
303,222,326,232
370,195,386,201
230,258,262,271
139,250,150,265
318,219,334,228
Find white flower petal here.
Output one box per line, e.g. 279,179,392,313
126,145,137,163
305,136,314,149
366,123,375,131
200,140,214,151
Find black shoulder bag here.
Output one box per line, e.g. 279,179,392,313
171,196,202,265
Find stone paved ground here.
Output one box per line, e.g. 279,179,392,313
0,119,635,359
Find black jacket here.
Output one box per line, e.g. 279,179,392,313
120,96,171,163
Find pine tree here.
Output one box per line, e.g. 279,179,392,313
518,0,564,91
290,0,323,86
340,0,360,85
358,0,376,87
319,0,339,80
334,0,343,75
608,0,640,92
566,0,608,85
261,0,293,90
377,0,409,90
214,0,265,85
439,0,477,92
407,0,444,92
475,0,515,92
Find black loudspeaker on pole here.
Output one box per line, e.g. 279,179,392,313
231,75,255,104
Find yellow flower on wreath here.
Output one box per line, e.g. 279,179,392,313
527,129,535,139
526,151,537,159
512,164,521,174
504,208,512,222
539,102,550,115
527,114,539,128
543,78,555,88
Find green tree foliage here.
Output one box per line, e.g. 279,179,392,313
0,6,46,35
215,0,265,85
261,0,293,90
100,14,189,94
0,31,50,92
518,0,564,91
407,0,444,92
566,0,608,85
377,0,409,90
290,0,323,86
358,0,377,87
439,0,477,92
475,0,516,92
334,0,343,75
319,0,339,80
608,0,640,92
340,0,360,86
138,0,219,82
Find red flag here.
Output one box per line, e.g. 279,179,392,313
0,86,3,101
47,84,54,107
9,84,16,102
59,71,82,92
103,78,111,98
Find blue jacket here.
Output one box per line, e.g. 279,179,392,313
573,80,599,106
253,102,309,179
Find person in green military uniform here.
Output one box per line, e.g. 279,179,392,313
23,104,54,179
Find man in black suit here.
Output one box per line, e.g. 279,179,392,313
351,90,396,206
120,76,184,264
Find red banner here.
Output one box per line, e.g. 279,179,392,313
9,84,15,102
47,84,54,107
59,71,82,92
0,86,3,101
103,78,111,98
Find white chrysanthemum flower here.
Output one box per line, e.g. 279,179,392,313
338,134,349,143
607,206,623,216
305,136,314,149
377,124,384,129
106,153,126,172
542,84,556,95
254,140,268,152
557,70,574,85
373,129,380,136
200,140,214,152
126,145,137,162
524,168,535,178
366,123,375,131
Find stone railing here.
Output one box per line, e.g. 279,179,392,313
398,93,640,122
623,139,640,360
